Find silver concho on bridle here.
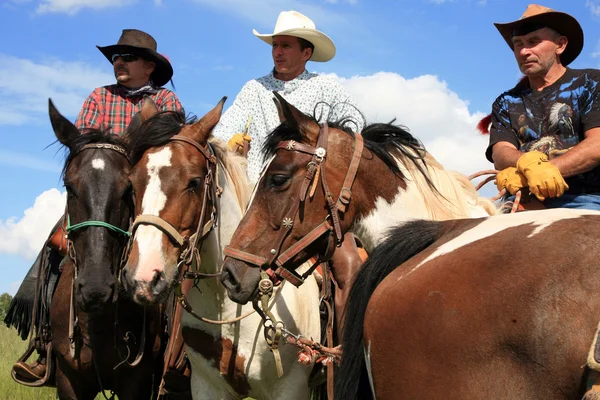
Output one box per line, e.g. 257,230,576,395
282,217,294,229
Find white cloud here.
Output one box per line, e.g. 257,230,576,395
588,0,600,17
0,54,113,125
36,0,136,14
0,189,66,260
329,72,492,176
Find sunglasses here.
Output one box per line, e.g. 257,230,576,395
111,54,139,63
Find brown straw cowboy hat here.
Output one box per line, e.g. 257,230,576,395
97,29,173,87
494,4,584,66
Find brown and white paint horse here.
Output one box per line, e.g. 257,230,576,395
220,93,496,304
338,208,600,399
120,99,322,399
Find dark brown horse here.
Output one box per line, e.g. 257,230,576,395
48,101,162,399
336,209,600,399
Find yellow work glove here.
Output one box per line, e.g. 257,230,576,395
495,167,527,195
516,151,569,201
227,133,252,155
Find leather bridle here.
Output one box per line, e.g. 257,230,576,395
224,123,364,287
125,134,220,273
63,142,142,394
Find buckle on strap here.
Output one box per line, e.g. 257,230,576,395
338,187,352,205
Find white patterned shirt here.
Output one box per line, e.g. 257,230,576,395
213,69,364,183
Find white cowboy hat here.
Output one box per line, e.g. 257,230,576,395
253,11,336,62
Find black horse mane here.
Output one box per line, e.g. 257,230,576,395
129,110,198,165
335,219,444,399
262,105,435,188
61,129,129,179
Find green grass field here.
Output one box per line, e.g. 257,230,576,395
0,324,121,400
0,324,57,400
0,325,257,400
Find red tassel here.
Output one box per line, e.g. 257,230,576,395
477,114,492,135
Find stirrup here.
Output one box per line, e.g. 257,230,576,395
11,341,54,387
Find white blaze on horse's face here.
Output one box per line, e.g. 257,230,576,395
92,158,105,170
134,147,172,282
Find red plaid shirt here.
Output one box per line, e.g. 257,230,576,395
74,84,183,135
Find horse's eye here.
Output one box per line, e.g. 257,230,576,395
186,177,202,191
64,183,76,198
269,174,290,188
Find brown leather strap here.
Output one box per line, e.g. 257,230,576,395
47,216,68,256
223,246,267,267
158,278,192,397
337,134,364,213
276,221,332,268
273,266,304,287
315,124,343,244
170,135,216,165
225,123,364,289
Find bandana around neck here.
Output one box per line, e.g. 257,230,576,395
118,81,159,97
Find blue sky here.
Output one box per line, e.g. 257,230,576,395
1,0,599,294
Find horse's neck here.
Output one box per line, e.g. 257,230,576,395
352,156,492,252
198,161,245,276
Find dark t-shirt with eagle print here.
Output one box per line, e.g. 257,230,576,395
486,68,600,194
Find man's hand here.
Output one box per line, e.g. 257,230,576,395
495,167,527,195
227,133,252,155
516,151,569,201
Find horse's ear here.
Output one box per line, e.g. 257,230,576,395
189,96,227,144
141,96,158,123
125,112,142,139
273,92,295,124
48,99,80,147
272,92,319,143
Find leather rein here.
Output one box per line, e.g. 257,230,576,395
224,123,364,287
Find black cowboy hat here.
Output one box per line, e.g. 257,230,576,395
494,4,584,66
97,29,173,87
